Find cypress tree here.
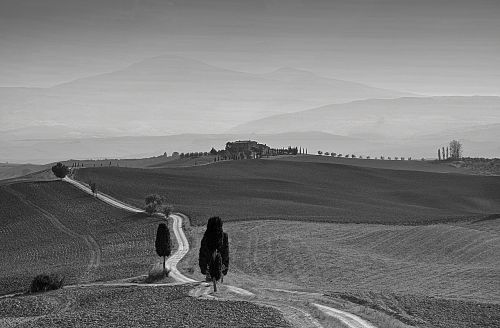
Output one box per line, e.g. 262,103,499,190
199,216,230,286
155,223,172,273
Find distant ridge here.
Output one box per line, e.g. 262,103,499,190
231,96,500,137
1,55,412,138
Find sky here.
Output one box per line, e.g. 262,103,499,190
1,0,499,95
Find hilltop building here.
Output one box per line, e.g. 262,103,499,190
225,140,270,159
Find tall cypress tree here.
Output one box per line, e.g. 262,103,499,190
155,223,171,273
199,217,230,288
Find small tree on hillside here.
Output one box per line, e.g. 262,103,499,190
89,182,97,196
51,162,69,179
210,148,217,155
317,151,323,155
145,194,164,215
155,223,172,273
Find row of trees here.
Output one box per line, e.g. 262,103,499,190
438,140,463,161
179,151,211,158
317,152,413,161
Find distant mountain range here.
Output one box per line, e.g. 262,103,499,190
0,55,411,139
2,55,499,162
231,96,500,137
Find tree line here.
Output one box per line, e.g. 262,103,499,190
437,140,463,161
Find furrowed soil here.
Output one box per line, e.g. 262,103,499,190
0,285,291,328
75,159,500,226
179,219,500,328
0,180,161,295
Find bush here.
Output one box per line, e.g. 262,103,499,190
30,274,64,293
145,194,164,215
146,264,170,283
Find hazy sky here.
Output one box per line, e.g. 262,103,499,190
1,0,499,95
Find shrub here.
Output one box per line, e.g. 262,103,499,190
146,264,169,283
163,204,174,217
30,274,64,293
145,194,164,215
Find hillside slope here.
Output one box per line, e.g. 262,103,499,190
75,160,500,226
0,181,152,295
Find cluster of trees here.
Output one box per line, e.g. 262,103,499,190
438,140,463,161
199,216,229,292
51,162,69,179
144,194,174,217
153,215,231,292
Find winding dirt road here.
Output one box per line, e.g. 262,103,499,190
63,176,377,328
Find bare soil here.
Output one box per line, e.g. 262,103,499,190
179,219,500,328
0,285,291,328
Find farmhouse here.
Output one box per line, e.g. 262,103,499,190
225,140,270,159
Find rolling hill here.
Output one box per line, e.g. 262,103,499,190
74,160,500,226
178,219,500,328
0,181,152,295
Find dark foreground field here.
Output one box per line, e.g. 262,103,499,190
0,181,159,295
0,285,290,328
75,159,500,226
